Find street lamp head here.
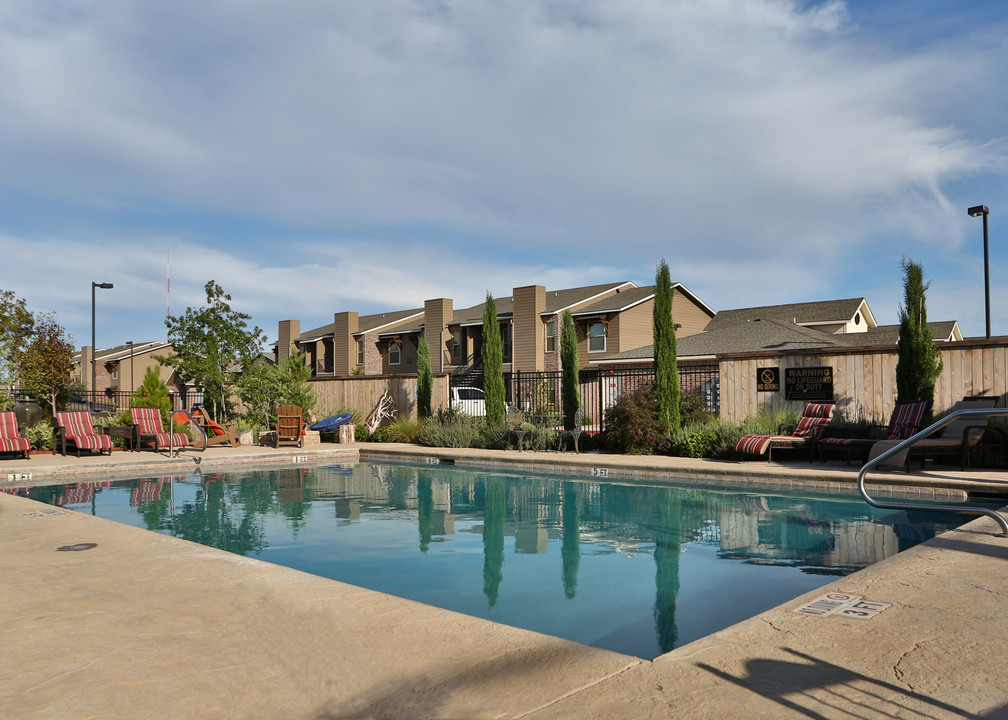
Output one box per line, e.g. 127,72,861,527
93,282,114,289
968,205,989,217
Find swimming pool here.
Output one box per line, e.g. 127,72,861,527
23,460,965,659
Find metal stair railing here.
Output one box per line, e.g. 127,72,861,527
857,408,1008,537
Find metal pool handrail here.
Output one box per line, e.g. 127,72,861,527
857,408,1008,537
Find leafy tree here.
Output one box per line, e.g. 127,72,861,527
131,367,172,420
560,310,580,430
481,293,506,425
653,259,681,434
237,360,281,429
0,288,35,387
278,352,315,418
158,280,266,421
17,313,74,414
896,259,943,405
417,331,433,419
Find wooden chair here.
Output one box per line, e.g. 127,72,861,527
54,411,114,457
735,402,836,461
190,406,240,447
274,405,305,448
130,407,190,454
0,411,30,459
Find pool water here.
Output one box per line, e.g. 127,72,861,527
24,460,966,659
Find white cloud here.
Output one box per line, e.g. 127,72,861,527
1,1,1006,339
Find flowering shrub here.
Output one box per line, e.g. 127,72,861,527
602,382,667,455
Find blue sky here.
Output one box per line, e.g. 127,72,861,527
1,0,1005,351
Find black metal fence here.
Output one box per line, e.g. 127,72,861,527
6,389,194,414
450,363,719,431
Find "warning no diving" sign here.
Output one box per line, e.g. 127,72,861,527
792,593,890,619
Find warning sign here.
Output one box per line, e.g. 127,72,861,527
793,593,891,619
785,367,834,402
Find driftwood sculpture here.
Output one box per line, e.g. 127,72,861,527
366,391,396,435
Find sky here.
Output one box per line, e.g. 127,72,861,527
1,0,1006,352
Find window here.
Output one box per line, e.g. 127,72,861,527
357,339,364,367
388,341,401,366
501,323,512,363
545,321,555,352
450,329,463,363
588,322,606,352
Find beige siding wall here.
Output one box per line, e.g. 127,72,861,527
333,312,359,377
513,285,546,371
311,374,451,422
672,289,713,337
424,298,453,372
277,320,300,364
718,339,1008,423
611,300,653,353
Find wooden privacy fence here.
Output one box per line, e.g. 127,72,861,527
310,375,451,422
718,339,1008,424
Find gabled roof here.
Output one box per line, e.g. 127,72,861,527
569,282,716,318
544,282,636,314
860,321,963,345
451,296,515,327
290,309,424,344
593,317,965,365
571,286,654,316
74,341,171,364
355,309,424,336
705,298,874,332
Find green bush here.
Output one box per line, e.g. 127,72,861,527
479,423,510,450
601,383,666,455
418,414,480,448
369,426,391,443
23,421,53,451
386,417,425,443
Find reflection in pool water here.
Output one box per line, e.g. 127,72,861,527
18,461,965,659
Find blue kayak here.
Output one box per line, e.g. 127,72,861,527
310,413,354,432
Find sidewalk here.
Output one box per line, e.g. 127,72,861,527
3,443,1007,718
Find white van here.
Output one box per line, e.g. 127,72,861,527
450,386,488,416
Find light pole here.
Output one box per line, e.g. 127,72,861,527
967,205,991,338
127,340,134,399
91,282,113,407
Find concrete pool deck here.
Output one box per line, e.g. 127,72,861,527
3,443,1008,718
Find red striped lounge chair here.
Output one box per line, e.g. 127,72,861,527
0,411,31,459
735,402,836,461
54,411,114,457
819,400,931,465
131,407,190,454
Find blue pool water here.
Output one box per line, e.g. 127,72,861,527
22,460,967,659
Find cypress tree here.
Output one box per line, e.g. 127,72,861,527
481,293,506,425
896,259,943,405
417,331,433,419
561,310,580,430
653,259,680,434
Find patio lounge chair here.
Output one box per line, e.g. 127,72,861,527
819,400,931,465
735,402,836,461
130,407,190,454
54,411,114,457
0,411,31,459
869,397,1005,471
274,405,304,448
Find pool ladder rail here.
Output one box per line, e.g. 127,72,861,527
857,408,1008,537
167,409,210,457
